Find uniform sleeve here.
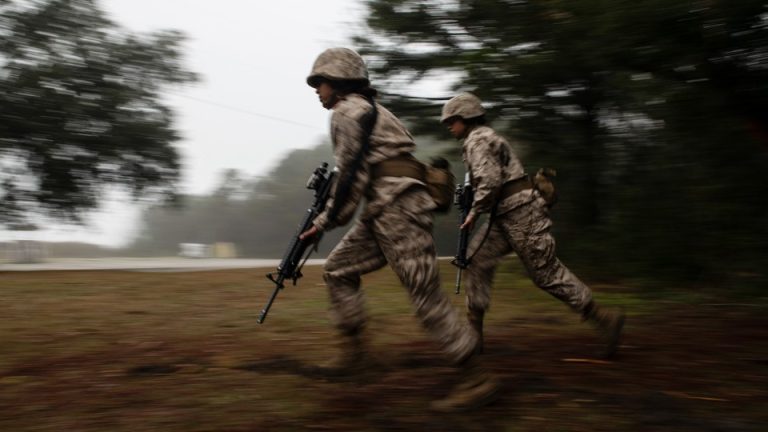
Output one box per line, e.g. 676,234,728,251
466,134,504,219
312,108,371,232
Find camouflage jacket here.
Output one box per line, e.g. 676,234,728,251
313,94,429,231
462,125,535,219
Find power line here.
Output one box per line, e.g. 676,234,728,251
382,92,451,102
166,91,324,130
165,90,449,130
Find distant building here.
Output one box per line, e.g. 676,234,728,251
178,243,210,258
4,240,48,263
212,242,238,258
178,242,238,258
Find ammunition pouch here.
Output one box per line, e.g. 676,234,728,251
532,168,558,207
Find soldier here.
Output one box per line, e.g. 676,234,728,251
441,92,625,358
299,48,498,411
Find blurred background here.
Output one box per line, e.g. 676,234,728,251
1,0,766,288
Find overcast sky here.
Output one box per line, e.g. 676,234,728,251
104,0,364,194
20,0,365,247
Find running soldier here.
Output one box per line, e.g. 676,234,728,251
441,92,625,358
299,49,498,411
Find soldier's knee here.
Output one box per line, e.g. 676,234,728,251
466,264,496,283
323,254,341,273
533,275,556,290
324,269,357,286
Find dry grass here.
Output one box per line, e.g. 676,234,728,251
1,260,766,431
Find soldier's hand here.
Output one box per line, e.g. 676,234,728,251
460,213,475,231
299,225,319,241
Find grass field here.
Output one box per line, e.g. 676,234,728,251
1,259,766,431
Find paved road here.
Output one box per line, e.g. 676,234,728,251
0,258,326,272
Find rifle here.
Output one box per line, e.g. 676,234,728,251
451,175,473,294
257,162,336,324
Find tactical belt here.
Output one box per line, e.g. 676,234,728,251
370,155,426,181
500,175,532,198
373,158,530,198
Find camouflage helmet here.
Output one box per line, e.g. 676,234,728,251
440,92,485,122
307,48,369,88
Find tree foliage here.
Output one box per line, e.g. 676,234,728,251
0,0,197,224
128,143,344,258
127,139,465,259
354,0,768,282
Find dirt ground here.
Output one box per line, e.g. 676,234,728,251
1,262,766,431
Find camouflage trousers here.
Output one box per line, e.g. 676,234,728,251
465,194,593,313
324,187,476,364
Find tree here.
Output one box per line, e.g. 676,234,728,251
126,143,349,258
0,0,197,224
356,0,768,281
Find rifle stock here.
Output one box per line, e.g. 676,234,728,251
257,162,335,324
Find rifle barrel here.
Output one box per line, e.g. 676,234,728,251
454,267,462,294
257,280,283,324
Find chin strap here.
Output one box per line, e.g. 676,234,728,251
323,91,341,109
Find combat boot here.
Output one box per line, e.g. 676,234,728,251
314,332,368,377
582,301,625,359
430,356,500,412
467,308,485,354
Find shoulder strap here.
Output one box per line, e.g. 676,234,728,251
326,96,378,223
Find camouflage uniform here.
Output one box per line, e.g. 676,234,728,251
313,93,476,365
462,125,593,314
443,92,623,360
307,52,498,411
